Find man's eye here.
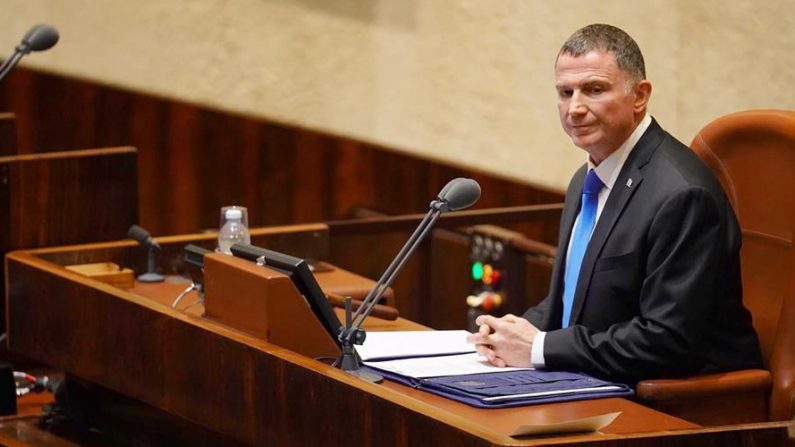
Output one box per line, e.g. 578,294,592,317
559,89,573,98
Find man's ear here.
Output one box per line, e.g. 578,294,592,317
633,80,652,113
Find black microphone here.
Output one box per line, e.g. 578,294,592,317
434,178,466,203
18,24,59,54
0,24,59,83
128,224,160,249
334,177,481,380
127,225,164,283
433,178,481,212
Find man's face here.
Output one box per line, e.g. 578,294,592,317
555,50,644,162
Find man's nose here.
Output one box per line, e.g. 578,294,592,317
568,92,587,116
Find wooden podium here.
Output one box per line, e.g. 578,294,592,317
4,229,791,446
202,251,340,359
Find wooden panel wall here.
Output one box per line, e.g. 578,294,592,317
0,147,139,334
0,67,563,237
0,113,14,156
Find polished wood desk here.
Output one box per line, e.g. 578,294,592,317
4,232,791,446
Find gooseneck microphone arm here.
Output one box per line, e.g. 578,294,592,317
343,209,438,336
0,24,59,83
334,178,481,378
0,52,24,82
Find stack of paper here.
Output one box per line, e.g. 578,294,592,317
356,330,475,362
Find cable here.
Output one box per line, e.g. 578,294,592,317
14,370,52,396
171,282,198,308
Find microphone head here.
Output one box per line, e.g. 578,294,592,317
444,178,481,211
19,24,59,54
128,224,158,248
436,178,466,202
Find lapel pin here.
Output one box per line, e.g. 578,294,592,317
626,178,633,188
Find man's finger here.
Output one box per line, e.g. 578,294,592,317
466,331,491,345
475,344,491,358
478,323,491,336
485,348,497,363
481,348,506,368
475,314,500,328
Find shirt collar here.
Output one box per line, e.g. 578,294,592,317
587,114,651,191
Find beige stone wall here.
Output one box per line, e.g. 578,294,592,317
2,0,794,191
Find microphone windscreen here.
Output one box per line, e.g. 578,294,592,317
445,178,481,211
128,224,152,245
21,24,59,52
436,178,466,201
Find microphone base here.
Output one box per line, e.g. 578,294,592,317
334,342,383,383
137,272,165,283
345,369,383,384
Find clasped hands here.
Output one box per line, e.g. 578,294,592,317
465,314,539,368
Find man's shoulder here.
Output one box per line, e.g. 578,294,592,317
643,126,723,193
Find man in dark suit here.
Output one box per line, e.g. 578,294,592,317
467,24,761,382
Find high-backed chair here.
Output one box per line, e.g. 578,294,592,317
636,110,795,425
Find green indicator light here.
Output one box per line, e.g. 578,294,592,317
472,262,484,281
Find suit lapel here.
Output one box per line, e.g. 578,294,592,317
568,119,665,325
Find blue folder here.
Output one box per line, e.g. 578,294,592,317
364,366,633,409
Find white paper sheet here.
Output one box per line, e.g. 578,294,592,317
363,352,533,378
511,411,621,437
355,330,475,361
483,385,625,402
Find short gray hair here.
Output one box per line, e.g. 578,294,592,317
557,24,646,82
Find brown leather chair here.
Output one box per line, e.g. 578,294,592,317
636,110,795,425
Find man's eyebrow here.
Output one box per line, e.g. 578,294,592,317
583,78,611,84
556,76,612,88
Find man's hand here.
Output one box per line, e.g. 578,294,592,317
465,314,539,367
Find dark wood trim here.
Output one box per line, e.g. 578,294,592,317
326,203,564,236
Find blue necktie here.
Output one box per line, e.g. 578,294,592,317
561,170,604,328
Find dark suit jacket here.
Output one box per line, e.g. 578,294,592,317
523,119,762,382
